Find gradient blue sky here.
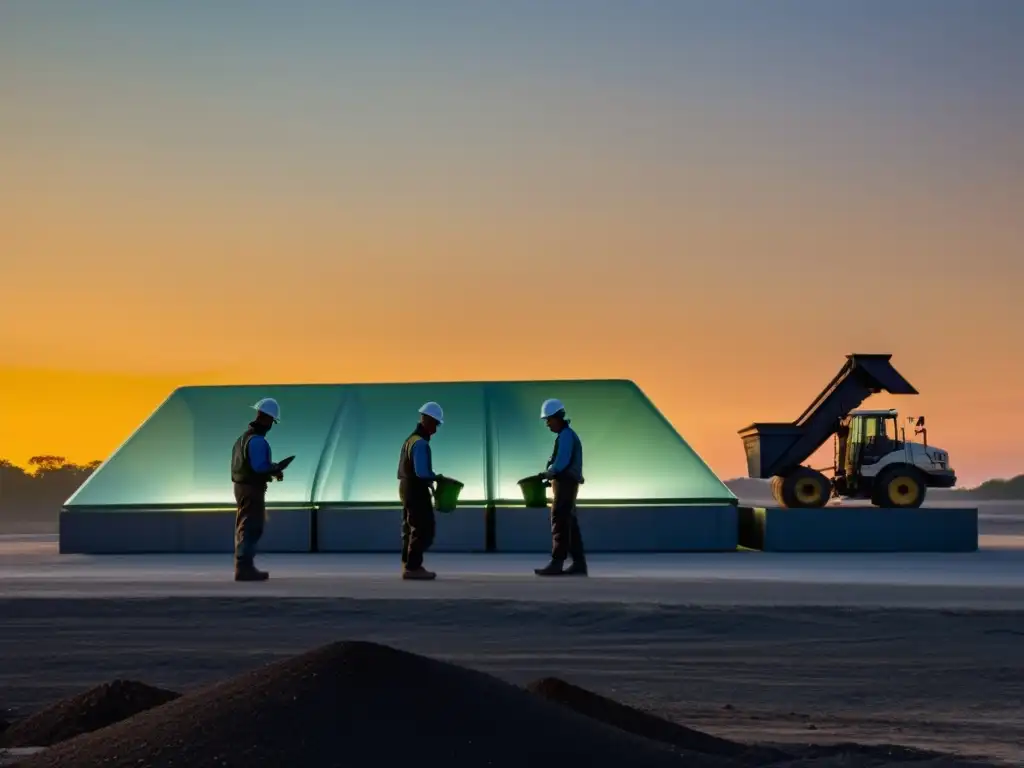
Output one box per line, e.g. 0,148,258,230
5,1,1021,214
2,0,1022,483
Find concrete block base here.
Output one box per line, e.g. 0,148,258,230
494,504,739,553
737,506,979,552
59,509,312,554
316,506,487,553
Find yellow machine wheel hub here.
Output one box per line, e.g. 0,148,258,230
888,475,921,505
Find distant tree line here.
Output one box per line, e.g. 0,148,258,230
725,474,1024,501
0,457,100,520
957,474,1024,500
1,457,1023,528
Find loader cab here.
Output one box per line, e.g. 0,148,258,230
839,409,902,479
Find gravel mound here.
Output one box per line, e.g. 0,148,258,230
15,641,701,768
0,681,179,748
526,676,786,764
764,743,981,767
764,756,991,768
525,679,1000,768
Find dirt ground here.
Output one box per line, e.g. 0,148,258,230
0,597,1021,765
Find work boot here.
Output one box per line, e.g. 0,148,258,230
234,563,270,582
564,559,588,577
402,567,437,581
534,559,565,576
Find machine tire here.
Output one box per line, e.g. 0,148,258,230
776,468,831,508
871,466,927,508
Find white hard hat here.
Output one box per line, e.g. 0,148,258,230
418,401,444,425
540,398,565,419
252,397,281,422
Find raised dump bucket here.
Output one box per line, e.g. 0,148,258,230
433,476,464,513
517,475,549,508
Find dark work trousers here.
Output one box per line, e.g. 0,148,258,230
233,482,267,566
399,479,436,570
550,478,585,562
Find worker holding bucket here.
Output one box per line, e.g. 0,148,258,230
396,401,447,580
533,399,588,577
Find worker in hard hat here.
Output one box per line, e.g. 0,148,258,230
229,397,286,582
534,398,588,576
396,401,446,580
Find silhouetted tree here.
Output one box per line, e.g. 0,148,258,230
0,461,34,503
0,457,102,531
27,456,69,472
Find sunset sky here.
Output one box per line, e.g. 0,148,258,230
2,1,1022,486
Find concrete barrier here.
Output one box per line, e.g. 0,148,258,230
493,504,739,553
59,508,312,554
316,506,487,553
737,506,979,552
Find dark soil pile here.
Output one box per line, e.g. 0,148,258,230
768,742,957,767
15,641,722,768
0,681,180,748
524,680,1000,768
526,677,786,764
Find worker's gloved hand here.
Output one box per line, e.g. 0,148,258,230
274,471,284,482
540,470,555,481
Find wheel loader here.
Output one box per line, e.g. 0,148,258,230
739,354,956,508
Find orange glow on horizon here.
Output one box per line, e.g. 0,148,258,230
1,359,1019,488
2,4,1021,489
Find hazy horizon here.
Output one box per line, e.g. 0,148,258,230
3,0,1022,486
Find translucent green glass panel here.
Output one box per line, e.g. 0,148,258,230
487,380,732,502
313,382,487,504
66,379,733,509
66,385,344,507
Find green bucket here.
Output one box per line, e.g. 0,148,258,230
517,475,549,508
433,476,464,513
